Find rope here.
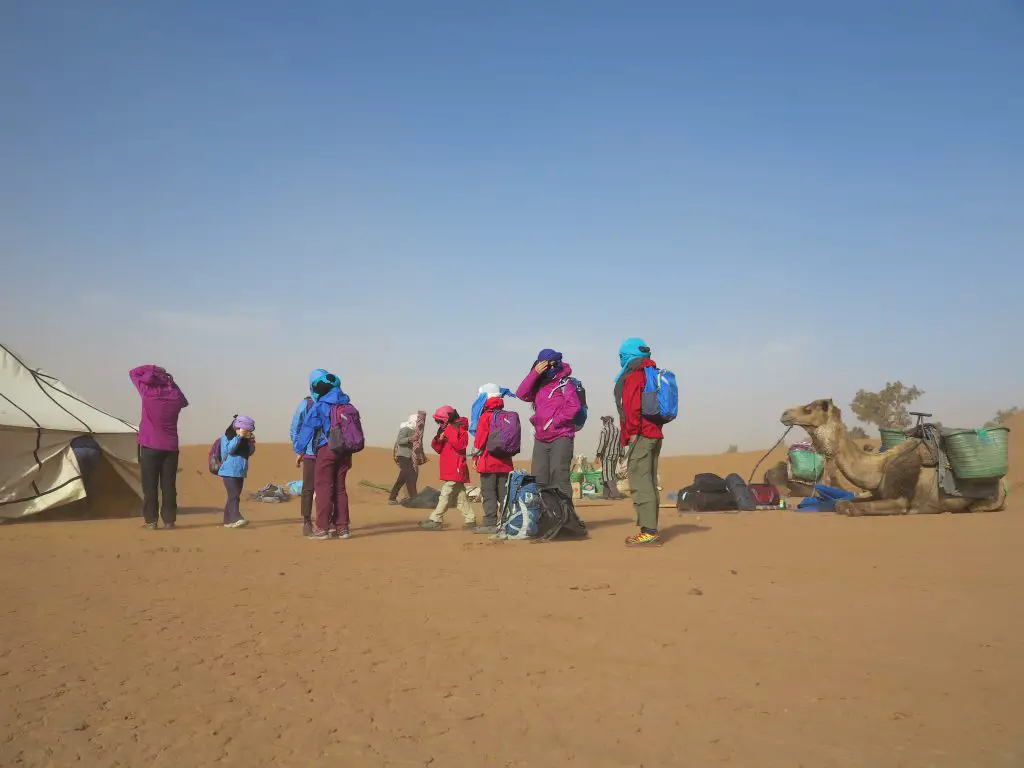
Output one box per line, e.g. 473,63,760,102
747,426,793,484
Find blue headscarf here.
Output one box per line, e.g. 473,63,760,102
615,337,651,382
308,369,341,401
469,384,517,435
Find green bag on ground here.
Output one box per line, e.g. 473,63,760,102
789,449,824,482
581,470,603,496
941,427,1010,480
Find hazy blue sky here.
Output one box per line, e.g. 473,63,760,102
2,0,1021,455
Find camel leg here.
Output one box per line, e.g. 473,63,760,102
835,498,908,517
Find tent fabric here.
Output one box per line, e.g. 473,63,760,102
0,344,142,520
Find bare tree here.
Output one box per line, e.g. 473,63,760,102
847,425,869,439
850,382,925,429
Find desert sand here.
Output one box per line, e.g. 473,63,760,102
1,415,1021,766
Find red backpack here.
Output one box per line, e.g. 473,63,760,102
748,483,781,508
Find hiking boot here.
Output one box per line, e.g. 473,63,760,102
418,520,443,531
474,525,499,535
225,519,249,529
462,522,477,531
309,530,330,540
142,522,158,531
302,519,313,537
388,499,399,506
336,527,350,539
625,530,663,547
163,522,176,530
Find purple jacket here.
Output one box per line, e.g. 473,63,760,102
515,363,582,443
129,365,188,451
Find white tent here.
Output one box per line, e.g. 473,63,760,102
0,344,142,520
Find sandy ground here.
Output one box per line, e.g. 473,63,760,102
1,419,1022,767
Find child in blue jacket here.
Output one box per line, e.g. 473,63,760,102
218,415,256,528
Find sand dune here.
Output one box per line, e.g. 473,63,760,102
1,423,1020,766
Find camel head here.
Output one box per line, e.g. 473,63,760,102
780,399,844,456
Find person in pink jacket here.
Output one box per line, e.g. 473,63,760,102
515,348,582,499
129,365,188,530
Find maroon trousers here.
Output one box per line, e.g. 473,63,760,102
314,445,351,533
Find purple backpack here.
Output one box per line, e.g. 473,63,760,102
327,403,365,454
485,410,522,458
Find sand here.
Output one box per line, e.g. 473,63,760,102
1,416,1022,766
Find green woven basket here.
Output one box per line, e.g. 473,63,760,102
879,427,909,449
941,427,1010,480
789,449,824,482
569,471,585,483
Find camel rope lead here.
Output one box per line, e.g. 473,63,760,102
747,426,793,485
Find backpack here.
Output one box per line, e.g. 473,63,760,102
535,486,589,541
676,473,736,512
485,410,522,458
327,403,365,455
676,487,737,512
640,367,679,424
725,473,757,511
208,438,224,475
748,483,781,508
567,377,588,431
496,471,541,540
692,473,728,493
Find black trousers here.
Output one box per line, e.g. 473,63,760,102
300,457,316,521
389,456,419,502
139,446,178,525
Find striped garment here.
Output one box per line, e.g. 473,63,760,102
595,420,622,486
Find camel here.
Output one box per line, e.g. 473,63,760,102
780,399,1006,516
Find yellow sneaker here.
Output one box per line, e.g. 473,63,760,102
625,530,663,547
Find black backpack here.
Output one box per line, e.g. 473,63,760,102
724,473,757,512
676,487,737,512
535,487,588,541
676,472,736,512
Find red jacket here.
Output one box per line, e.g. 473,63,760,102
474,397,515,474
619,359,665,446
431,417,470,483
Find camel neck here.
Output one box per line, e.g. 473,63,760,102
812,419,879,489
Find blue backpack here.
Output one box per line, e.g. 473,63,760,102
641,367,678,424
565,377,588,431
497,471,541,540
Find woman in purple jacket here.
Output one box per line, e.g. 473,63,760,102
515,348,582,499
130,365,189,530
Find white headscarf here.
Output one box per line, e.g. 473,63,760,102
478,382,500,399
400,413,418,431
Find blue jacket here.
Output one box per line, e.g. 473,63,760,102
217,435,256,478
292,386,351,454
290,368,329,457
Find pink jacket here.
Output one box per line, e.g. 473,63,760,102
129,365,188,451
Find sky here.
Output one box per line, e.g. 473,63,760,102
2,0,1022,457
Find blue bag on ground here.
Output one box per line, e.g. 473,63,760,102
796,485,856,512
496,470,540,540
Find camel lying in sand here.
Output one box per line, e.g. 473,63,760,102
780,399,1006,516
